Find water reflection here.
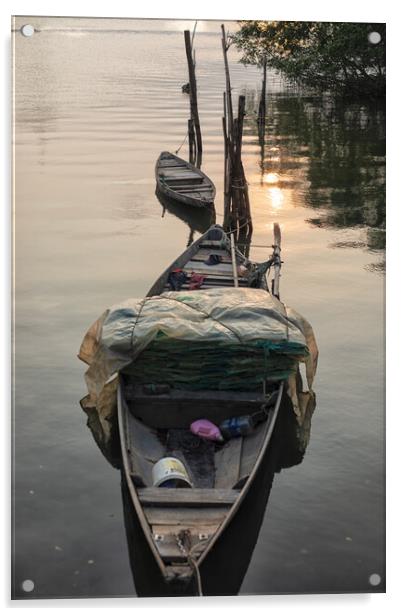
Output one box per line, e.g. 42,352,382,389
266,187,285,211
263,172,280,185
245,93,385,271
80,386,316,597
156,188,216,247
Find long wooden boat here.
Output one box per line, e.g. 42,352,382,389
155,151,216,208
117,224,284,594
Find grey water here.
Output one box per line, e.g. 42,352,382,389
12,16,385,598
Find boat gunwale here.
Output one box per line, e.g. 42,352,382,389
117,384,168,575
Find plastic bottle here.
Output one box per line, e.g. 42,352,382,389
219,415,256,439
190,419,224,442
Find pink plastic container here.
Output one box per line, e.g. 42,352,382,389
190,419,224,442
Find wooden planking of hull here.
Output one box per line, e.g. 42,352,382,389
118,224,284,592
155,151,216,209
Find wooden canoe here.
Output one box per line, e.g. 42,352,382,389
118,224,284,592
155,151,216,208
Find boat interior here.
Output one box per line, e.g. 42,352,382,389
119,374,280,570
147,226,265,296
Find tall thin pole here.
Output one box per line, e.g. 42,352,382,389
230,234,239,287
221,25,234,139
258,57,267,132
221,28,253,244
272,223,282,299
184,30,202,167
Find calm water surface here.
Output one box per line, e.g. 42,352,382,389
13,17,385,598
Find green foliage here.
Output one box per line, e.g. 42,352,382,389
231,21,385,97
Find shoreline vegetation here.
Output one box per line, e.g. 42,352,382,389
231,21,385,99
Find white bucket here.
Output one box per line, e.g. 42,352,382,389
152,457,192,488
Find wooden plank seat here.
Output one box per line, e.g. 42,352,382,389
180,274,248,284
163,280,250,292
160,172,204,181
190,257,234,265
125,386,268,429
137,488,239,507
166,182,209,188
174,268,238,277
158,162,188,167
184,260,245,273
181,268,247,278
199,240,229,248
144,506,229,526
196,248,231,256
172,186,213,192
192,250,234,264
164,177,207,182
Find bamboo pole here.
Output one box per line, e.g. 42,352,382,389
222,91,232,230
220,29,253,243
272,223,282,299
184,30,202,167
191,20,197,59
236,95,246,165
222,116,228,217
258,58,267,179
258,58,267,131
221,25,234,139
230,233,239,287
188,118,195,166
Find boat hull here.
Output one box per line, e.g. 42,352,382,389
155,151,216,209
120,390,293,597
118,379,284,592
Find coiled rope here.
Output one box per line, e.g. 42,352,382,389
175,529,206,597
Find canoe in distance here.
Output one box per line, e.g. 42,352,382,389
118,225,286,593
155,151,216,209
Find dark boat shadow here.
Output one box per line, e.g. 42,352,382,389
156,187,216,247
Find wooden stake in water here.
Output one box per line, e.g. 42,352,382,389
230,233,239,287
184,30,202,168
272,223,282,299
220,26,253,245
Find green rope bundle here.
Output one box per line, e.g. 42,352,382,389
123,337,308,391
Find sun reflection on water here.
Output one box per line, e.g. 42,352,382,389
267,186,284,210
263,172,280,184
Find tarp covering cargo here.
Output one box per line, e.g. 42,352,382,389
79,287,317,404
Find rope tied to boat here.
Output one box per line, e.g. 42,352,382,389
225,216,253,236
175,132,188,155
175,529,205,596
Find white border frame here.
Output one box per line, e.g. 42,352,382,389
3,1,398,614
